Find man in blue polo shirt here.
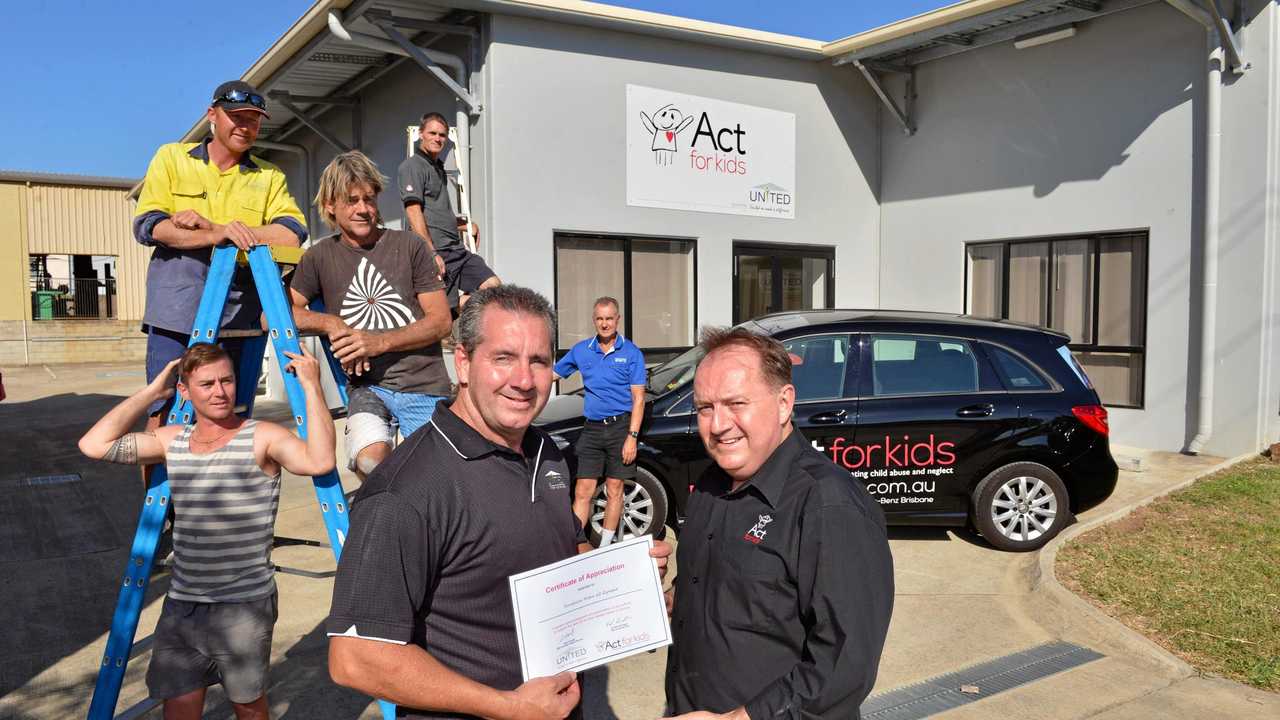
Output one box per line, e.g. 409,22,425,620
554,296,646,547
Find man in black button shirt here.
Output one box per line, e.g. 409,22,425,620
664,328,894,720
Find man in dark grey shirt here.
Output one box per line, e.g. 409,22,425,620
398,112,501,311
665,327,894,720
291,151,452,478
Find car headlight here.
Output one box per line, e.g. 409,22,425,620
549,433,570,451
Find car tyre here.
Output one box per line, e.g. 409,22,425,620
972,462,1071,552
587,465,669,545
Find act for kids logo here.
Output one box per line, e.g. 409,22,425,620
743,514,773,544
639,102,748,175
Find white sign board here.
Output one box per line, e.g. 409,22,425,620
626,84,795,219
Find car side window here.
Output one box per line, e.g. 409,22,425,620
870,334,979,396
667,390,694,415
783,334,851,401
985,344,1052,391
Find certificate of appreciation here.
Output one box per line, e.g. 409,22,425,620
509,535,672,680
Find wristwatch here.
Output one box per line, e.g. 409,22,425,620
628,431,640,439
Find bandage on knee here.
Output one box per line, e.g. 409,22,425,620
355,454,382,476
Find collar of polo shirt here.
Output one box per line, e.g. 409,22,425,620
589,333,627,353
189,138,259,171
428,401,547,461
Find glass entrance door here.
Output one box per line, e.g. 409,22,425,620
733,244,834,323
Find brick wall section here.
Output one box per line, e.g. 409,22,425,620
0,320,145,366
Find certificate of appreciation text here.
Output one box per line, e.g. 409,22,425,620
508,535,672,680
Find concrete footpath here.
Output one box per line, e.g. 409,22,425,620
1,363,1276,718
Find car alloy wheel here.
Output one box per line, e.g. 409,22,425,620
589,466,669,544
992,475,1057,542
972,462,1070,552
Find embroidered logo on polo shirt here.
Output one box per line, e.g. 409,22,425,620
743,514,773,544
613,357,628,363
544,469,567,490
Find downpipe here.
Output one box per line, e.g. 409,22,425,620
1189,39,1223,454
1165,0,1224,454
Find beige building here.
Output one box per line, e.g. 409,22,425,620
0,171,146,365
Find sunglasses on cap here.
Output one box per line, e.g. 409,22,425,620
214,89,267,111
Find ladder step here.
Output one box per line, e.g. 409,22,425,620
130,634,153,659
275,565,337,579
272,535,329,549
228,246,305,267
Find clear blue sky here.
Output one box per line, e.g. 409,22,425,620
0,1,950,179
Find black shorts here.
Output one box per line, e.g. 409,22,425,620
438,245,496,306
574,416,637,480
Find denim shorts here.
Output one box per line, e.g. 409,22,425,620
343,385,445,468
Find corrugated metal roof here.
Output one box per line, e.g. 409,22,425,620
829,0,1159,66
0,170,140,189
178,0,457,146
175,0,1165,150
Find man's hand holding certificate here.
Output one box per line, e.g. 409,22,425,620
509,535,673,680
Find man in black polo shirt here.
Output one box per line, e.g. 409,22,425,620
326,285,669,719
664,328,894,720
398,112,500,311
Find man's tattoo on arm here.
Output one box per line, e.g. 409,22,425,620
102,433,152,465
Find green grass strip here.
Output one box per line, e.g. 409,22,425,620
1057,459,1280,690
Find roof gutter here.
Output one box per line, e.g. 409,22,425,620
822,0,1028,58
175,0,354,146
445,0,824,59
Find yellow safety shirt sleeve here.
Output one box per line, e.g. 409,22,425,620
134,145,178,218
262,167,306,228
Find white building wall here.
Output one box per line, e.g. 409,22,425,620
257,2,1280,456
1211,0,1280,457
482,14,881,331
877,2,1205,452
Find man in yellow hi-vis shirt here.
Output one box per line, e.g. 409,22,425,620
133,80,307,422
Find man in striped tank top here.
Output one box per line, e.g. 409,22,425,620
79,342,336,720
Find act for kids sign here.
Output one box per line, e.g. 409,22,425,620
626,84,796,219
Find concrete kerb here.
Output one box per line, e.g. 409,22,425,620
1026,450,1259,678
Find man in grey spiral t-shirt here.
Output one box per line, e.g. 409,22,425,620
291,150,453,478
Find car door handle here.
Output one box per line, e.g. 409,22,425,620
956,403,995,418
808,409,848,425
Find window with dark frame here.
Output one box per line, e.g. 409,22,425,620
964,231,1147,408
28,254,118,321
553,233,697,393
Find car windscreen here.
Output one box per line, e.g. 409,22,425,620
647,344,706,395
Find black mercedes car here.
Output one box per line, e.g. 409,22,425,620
536,309,1118,551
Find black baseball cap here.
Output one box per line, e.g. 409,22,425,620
211,80,270,118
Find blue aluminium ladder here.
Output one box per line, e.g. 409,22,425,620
87,244,395,720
